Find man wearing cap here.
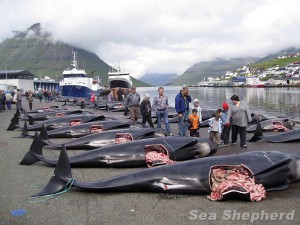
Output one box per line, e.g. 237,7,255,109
175,86,192,136
192,99,202,122
125,86,140,125
152,87,171,133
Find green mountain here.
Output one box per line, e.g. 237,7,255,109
0,23,151,87
169,57,260,86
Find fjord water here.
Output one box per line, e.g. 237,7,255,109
137,86,300,120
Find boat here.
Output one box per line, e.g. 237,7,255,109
108,65,132,89
247,82,266,88
59,51,104,98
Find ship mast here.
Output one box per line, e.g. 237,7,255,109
71,50,78,69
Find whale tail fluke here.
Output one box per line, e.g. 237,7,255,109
19,131,45,165
32,145,73,197
39,124,61,148
20,120,30,137
7,114,19,131
248,119,263,142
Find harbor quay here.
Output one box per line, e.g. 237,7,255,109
0,99,299,225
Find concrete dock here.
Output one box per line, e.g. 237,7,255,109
0,99,299,225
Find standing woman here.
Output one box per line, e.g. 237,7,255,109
225,95,252,148
28,92,34,111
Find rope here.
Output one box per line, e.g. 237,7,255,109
27,178,75,203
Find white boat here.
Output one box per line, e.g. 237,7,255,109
60,51,104,98
108,65,132,89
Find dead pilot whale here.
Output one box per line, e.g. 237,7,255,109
249,120,300,143
20,135,217,167
32,147,300,202
23,114,106,131
20,120,132,139
39,127,170,149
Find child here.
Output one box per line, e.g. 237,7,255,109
140,93,154,128
221,102,230,146
208,109,223,148
192,99,202,122
188,108,200,137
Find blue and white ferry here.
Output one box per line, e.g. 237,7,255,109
60,51,103,98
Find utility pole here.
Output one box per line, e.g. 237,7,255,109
5,64,8,90
5,48,8,90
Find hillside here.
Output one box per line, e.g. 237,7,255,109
256,47,300,63
248,56,300,70
0,23,151,87
169,57,259,86
139,73,178,86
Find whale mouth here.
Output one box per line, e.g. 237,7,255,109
55,112,66,118
70,119,83,126
90,125,103,134
144,144,175,167
208,165,266,202
115,133,133,144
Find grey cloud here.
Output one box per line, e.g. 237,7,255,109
1,0,300,78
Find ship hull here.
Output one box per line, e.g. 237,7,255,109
109,80,132,89
61,85,95,98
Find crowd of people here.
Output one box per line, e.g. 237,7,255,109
0,89,60,113
1,86,252,148
122,85,252,148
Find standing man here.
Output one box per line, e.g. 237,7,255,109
0,90,5,112
28,92,34,111
16,89,23,112
175,86,191,136
5,91,12,110
125,86,140,125
117,88,124,101
225,95,252,148
152,87,171,133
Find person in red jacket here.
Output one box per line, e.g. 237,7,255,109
90,92,96,103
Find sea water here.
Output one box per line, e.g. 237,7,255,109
136,86,300,120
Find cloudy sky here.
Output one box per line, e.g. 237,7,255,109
1,0,300,78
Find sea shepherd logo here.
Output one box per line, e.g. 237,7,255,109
188,210,295,222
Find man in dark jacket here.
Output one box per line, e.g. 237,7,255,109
175,86,191,136
125,86,140,125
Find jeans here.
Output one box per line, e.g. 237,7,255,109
16,100,23,112
6,101,11,110
156,110,170,132
178,110,189,136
